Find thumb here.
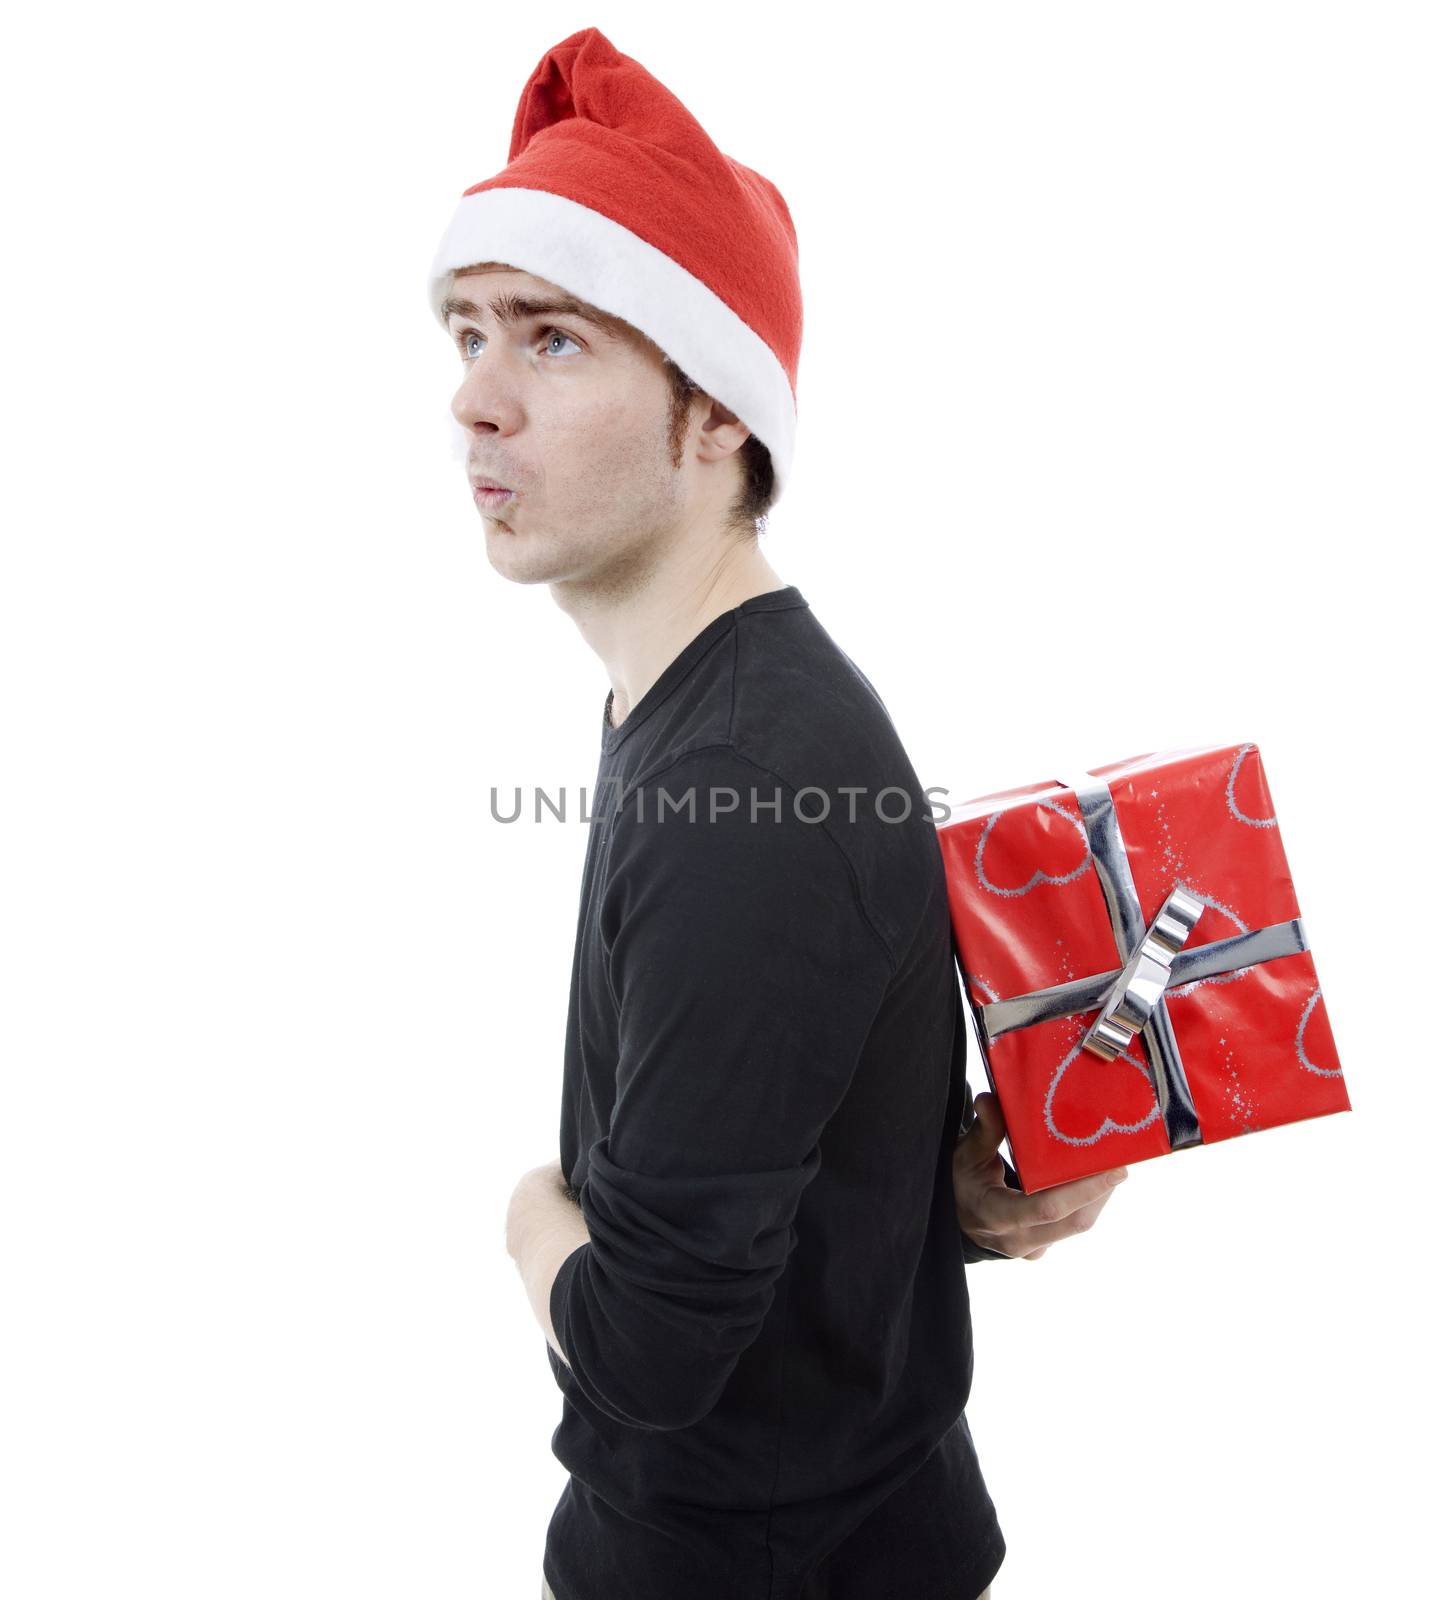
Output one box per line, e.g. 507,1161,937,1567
961,1091,1007,1158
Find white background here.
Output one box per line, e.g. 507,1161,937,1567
3,2,1428,1596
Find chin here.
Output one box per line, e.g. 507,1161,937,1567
484,534,570,588
486,552,551,586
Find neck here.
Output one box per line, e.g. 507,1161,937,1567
554,539,786,730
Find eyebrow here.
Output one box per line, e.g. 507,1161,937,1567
440,290,626,342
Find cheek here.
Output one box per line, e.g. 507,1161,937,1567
545,394,667,483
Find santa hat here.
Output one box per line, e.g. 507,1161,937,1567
426,26,801,505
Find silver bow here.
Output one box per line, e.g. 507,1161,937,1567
1080,885,1206,1061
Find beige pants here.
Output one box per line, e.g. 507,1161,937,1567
542,1579,991,1598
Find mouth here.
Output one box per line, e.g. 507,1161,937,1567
470,475,516,509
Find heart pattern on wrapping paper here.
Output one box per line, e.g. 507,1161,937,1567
975,799,1092,899
1044,1031,1162,1146
1162,886,1255,997
968,973,1002,1007
1295,987,1342,1077
1174,887,1247,945
1226,743,1278,829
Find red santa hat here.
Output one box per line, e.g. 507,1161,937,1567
427,26,801,505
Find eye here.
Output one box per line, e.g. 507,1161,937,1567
455,326,583,361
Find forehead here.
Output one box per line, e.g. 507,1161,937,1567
442,262,641,348
451,261,565,299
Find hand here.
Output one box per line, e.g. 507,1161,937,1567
517,1157,567,1192
505,1158,571,1259
953,1092,1128,1260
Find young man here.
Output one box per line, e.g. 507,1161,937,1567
428,28,1126,1600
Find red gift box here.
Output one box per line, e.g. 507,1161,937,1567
936,742,1350,1193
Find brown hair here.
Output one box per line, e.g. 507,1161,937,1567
661,359,776,540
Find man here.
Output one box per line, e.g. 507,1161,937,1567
427,28,1126,1600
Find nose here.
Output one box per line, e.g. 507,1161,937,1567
451,352,523,439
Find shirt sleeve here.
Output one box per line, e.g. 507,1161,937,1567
549,746,896,1432
955,1075,1024,1263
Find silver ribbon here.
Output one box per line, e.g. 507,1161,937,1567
970,771,1310,1153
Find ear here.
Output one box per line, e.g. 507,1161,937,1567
693,396,752,465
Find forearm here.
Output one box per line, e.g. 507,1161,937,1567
505,1161,591,1368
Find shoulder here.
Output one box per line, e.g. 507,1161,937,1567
608,602,946,970
604,742,898,974
724,609,947,968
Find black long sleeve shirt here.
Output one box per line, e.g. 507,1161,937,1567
542,585,1009,1600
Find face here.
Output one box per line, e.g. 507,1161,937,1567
444,264,696,593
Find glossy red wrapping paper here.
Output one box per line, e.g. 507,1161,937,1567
936,743,1350,1193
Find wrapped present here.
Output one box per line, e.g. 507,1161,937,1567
936,742,1349,1193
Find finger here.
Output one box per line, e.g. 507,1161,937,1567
976,1193,1113,1262
1016,1185,1118,1250
959,1168,1125,1258
973,1091,1006,1138
980,1165,1128,1230
957,1092,1006,1162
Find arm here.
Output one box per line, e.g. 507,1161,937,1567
505,1159,589,1367
548,748,894,1433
